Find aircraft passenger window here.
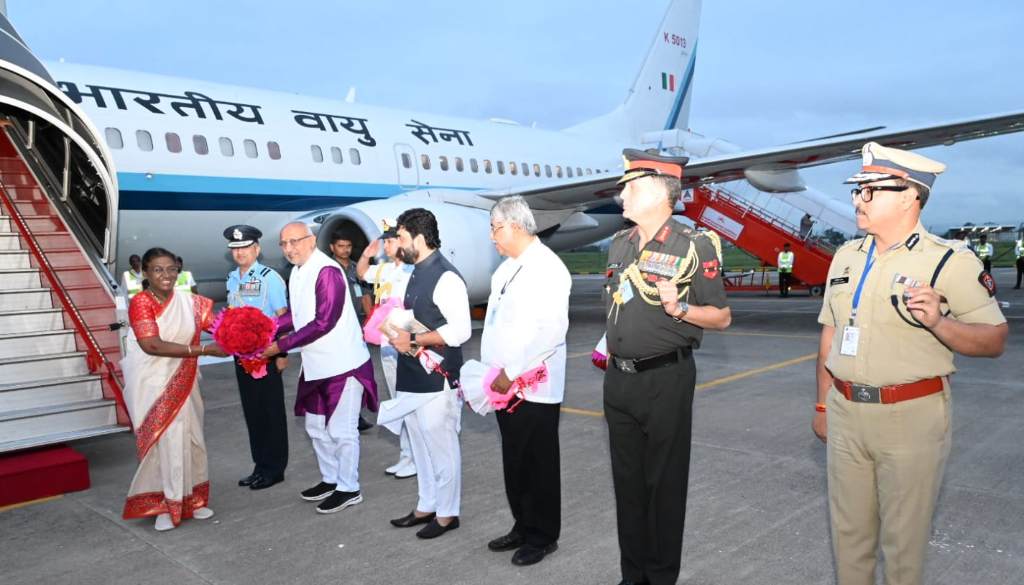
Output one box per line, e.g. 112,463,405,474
484,159,492,174
243,139,258,158
470,158,479,173
545,164,552,178
509,161,517,176
521,163,529,177
439,155,449,171
267,141,282,160
567,166,573,178
401,152,412,168
311,145,324,163
555,165,563,178
533,163,541,176
104,128,123,149
455,157,464,172
576,167,583,176
349,148,361,165
497,161,505,175
585,168,592,175
421,154,431,170
331,147,343,164
219,137,234,156
135,130,153,152
193,135,209,155
165,132,182,153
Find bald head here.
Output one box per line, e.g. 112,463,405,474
279,222,316,266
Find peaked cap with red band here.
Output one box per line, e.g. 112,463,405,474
617,148,689,185
844,141,946,190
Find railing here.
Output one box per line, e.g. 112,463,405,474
0,180,127,421
705,187,838,255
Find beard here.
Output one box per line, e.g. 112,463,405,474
397,245,419,264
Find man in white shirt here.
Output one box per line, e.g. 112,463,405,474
481,196,571,566
357,220,416,478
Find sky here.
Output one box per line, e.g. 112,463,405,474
9,0,1024,231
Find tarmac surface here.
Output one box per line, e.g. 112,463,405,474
3,269,1022,585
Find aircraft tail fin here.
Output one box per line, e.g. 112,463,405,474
567,0,701,142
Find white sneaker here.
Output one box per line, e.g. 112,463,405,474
394,460,417,479
193,507,214,520
154,513,175,531
385,461,403,475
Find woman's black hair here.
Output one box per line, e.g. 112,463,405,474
141,247,177,271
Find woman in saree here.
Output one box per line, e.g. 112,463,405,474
121,247,227,531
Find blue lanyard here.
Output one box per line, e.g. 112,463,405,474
850,239,877,325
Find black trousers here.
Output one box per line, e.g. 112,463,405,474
495,400,561,547
1016,258,1023,288
234,358,289,478
779,271,792,297
983,258,992,274
604,354,696,585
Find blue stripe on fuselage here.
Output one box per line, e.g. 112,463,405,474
663,41,698,130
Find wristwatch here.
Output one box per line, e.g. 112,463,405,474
671,301,690,322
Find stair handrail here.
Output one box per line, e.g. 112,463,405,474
708,187,838,256
0,181,127,419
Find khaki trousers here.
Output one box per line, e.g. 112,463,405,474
826,382,952,585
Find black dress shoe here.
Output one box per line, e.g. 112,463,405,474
357,416,373,432
487,531,524,552
390,510,436,527
416,517,459,539
616,580,650,585
238,473,260,487
249,474,284,490
511,542,558,566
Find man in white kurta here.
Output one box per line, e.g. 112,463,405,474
480,196,571,566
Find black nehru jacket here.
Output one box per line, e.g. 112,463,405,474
396,252,465,393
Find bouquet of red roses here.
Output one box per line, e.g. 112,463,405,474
211,306,278,379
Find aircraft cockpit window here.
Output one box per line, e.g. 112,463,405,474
521,162,529,176
243,139,258,158
193,135,209,155
311,145,324,163
470,158,479,173
455,157,464,172
439,155,449,171
509,162,517,175
136,130,153,152
421,154,431,170
219,137,234,156
567,166,573,178
331,147,344,164
267,141,282,160
533,163,541,176
545,164,552,178
104,127,123,149
165,132,182,153
349,148,362,165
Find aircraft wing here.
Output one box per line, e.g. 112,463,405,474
480,110,1024,210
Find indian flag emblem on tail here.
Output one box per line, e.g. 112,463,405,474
661,72,675,92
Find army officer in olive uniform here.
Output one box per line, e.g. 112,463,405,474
603,149,732,585
813,143,1007,585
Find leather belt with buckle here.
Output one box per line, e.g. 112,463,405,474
834,377,944,404
611,347,692,374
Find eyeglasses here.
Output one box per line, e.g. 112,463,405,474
278,234,313,248
490,223,505,235
149,266,180,276
850,185,909,202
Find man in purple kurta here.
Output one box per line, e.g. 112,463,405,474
263,222,377,514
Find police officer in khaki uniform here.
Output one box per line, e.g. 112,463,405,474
604,149,731,585
813,143,1008,585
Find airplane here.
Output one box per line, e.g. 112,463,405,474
2,0,1023,303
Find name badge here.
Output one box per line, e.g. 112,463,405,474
618,280,634,304
840,325,860,356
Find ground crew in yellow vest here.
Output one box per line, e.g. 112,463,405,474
976,233,994,273
813,142,1008,585
1015,235,1024,289
175,255,198,294
603,149,731,585
777,242,795,297
121,254,144,299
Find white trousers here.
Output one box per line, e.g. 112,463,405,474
305,378,363,492
381,347,413,463
401,386,462,517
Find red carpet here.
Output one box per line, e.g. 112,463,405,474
0,446,90,507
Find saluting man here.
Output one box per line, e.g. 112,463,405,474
224,225,290,490
603,149,731,585
814,143,1008,585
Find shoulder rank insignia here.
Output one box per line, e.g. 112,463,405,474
702,259,720,279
